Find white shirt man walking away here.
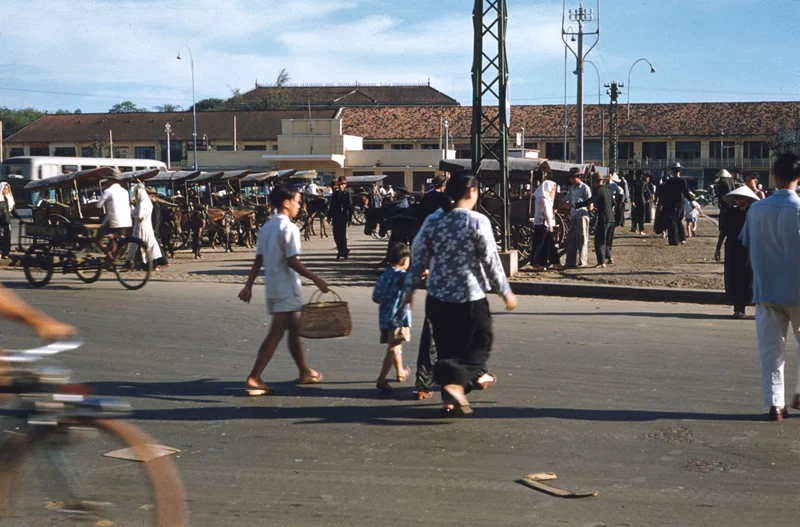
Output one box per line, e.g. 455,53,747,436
739,153,800,421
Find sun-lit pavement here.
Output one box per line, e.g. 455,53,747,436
1,268,798,527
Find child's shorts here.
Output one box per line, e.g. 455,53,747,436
266,295,304,315
380,327,411,346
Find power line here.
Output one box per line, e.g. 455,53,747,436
0,86,186,103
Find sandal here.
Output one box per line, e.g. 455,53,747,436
414,389,434,400
473,373,497,391
376,380,393,393
296,372,323,385
245,385,277,396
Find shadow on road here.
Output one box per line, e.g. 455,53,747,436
496,312,738,320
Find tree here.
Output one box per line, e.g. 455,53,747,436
275,68,290,87
259,69,291,110
771,128,800,156
108,101,146,113
152,104,183,112
227,87,244,107
55,109,72,115
194,98,225,112
0,106,45,139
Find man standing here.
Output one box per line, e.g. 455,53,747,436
630,170,649,234
148,188,170,269
0,182,19,260
328,177,353,260
579,172,615,267
607,173,626,229
563,168,592,267
658,162,693,245
739,153,800,421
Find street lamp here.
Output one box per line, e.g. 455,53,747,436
582,60,604,166
626,58,656,119
165,123,172,169
177,45,198,170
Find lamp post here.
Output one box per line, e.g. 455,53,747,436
583,59,603,166
563,26,575,162
177,45,198,170
626,58,656,119
165,123,172,169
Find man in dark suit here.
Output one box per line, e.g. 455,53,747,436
658,163,694,245
328,176,354,260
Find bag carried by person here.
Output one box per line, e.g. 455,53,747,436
299,289,352,339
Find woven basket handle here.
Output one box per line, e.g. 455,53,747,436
308,288,343,304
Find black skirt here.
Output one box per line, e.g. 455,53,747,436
427,296,493,388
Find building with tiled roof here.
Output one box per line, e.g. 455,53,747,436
4,101,798,189
233,82,459,109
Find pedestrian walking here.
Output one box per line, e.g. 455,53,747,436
0,182,19,259
715,186,758,318
328,176,353,260
148,188,170,269
403,173,517,416
578,172,615,267
645,173,656,225
607,173,626,230
563,168,592,267
658,163,693,245
530,177,561,270
739,153,800,421
129,185,163,268
372,243,412,393
630,170,649,234
684,194,705,238
238,185,329,396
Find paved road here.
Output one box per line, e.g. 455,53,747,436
1,273,798,527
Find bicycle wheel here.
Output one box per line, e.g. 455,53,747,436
22,244,54,288
113,237,152,290
75,256,103,284
0,418,188,527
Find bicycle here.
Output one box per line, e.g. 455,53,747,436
0,340,188,526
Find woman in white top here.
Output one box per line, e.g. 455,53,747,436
130,185,163,267
529,178,561,270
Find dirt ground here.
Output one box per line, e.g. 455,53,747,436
2,211,726,290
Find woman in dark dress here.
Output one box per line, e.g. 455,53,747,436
715,186,760,318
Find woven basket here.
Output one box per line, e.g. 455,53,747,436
299,289,352,339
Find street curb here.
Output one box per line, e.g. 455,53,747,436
509,281,727,305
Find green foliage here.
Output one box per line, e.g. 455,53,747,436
275,68,290,87
771,128,800,156
260,90,290,110
152,104,183,112
108,101,147,113
0,106,45,138
194,98,225,112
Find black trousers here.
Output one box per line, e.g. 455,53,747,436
631,202,646,232
415,316,437,390
666,208,686,245
427,296,493,392
595,221,615,264
331,219,348,256
530,225,560,267
0,219,10,257
614,203,625,227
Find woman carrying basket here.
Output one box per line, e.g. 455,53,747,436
238,185,329,396
403,173,517,416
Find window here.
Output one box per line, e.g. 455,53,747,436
675,141,701,160
158,140,182,163
382,171,405,188
119,166,133,172
546,142,569,160
421,144,439,150
243,145,267,151
272,145,278,151
524,142,538,150
709,141,735,160
617,142,634,160
455,146,471,159
743,141,770,159
363,143,384,150
81,147,94,157
81,166,97,170
30,147,49,156
53,147,76,157
391,144,413,150
135,167,147,171
584,139,602,161
641,142,667,159
413,171,435,191
9,148,24,157
216,145,234,152
134,146,156,160
62,165,79,174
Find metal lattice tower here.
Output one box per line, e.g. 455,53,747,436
471,0,510,252
605,81,622,174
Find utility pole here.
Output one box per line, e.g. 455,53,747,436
562,1,600,165
471,0,510,253
605,81,622,174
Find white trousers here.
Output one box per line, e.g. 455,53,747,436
755,303,800,407
565,214,590,267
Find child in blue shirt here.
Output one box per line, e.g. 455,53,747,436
372,243,412,393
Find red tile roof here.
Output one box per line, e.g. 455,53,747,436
341,102,800,140
5,109,339,143
236,84,459,108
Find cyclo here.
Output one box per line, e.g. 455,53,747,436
21,167,158,290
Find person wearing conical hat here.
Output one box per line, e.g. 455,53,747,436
739,153,800,421
715,185,759,319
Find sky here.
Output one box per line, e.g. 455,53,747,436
0,0,798,114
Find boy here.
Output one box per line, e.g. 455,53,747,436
372,243,412,393
238,185,329,396
684,193,705,238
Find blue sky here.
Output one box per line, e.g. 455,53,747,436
1,0,798,113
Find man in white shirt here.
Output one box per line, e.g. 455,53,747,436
96,169,133,256
563,168,592,267
385,185,396,200
305,181,320,197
